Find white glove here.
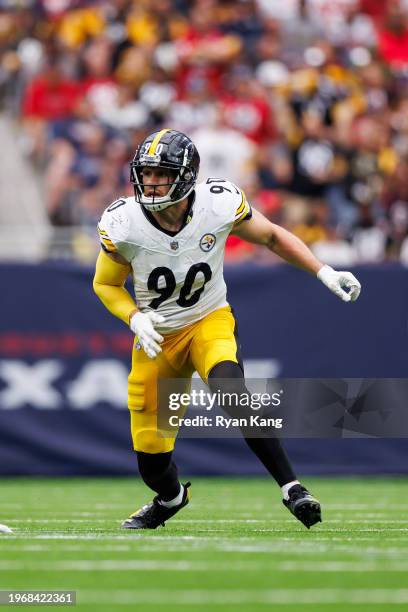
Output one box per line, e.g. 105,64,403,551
317,265,361,303
129,311,165,359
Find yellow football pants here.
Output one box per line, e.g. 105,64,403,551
128,306,240,453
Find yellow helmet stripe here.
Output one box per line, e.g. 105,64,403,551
148,128,171,155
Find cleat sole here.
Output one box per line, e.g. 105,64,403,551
294,501,322,529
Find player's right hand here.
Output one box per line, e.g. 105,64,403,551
129,311,165,359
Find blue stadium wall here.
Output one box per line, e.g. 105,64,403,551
0,262,407,476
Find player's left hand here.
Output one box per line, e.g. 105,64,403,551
317,265,361,302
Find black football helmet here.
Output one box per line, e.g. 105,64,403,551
130,129,200,212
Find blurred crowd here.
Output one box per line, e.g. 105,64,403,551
2,0,408,263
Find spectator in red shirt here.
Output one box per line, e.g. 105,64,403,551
360,0,391,23
220,65,276,144
377,0,408,69
22,58,80,120
22,57,81,162
175,2,241,98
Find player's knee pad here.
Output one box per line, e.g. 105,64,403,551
132,427,175,454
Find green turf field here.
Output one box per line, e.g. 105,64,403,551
0,477,407,611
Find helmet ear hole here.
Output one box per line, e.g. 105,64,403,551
166,169,178,182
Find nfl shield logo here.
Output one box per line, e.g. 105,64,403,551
170,241,179,251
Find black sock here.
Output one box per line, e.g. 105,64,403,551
136,451,180,501
208,361,297,487
243,437,296,486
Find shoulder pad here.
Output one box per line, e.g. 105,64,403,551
98,198,131,253
199,178,251,226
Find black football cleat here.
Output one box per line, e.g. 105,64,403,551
283,484,322,529
121,482,191,530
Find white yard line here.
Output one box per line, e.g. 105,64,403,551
0,544,133,552
5,518,408,524
278,560,408,572
76,588,408,605
2,543,408,557
1,559,408,572
4,503,408,511
2,531,408,541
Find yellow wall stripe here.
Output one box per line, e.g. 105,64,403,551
148,128,171,155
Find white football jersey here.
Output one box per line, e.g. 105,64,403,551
98,179,252,334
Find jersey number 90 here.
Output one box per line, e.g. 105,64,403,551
147,263,212,309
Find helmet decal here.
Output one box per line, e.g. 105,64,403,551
147,128,171,156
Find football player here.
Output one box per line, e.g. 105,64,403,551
93,129,361,530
